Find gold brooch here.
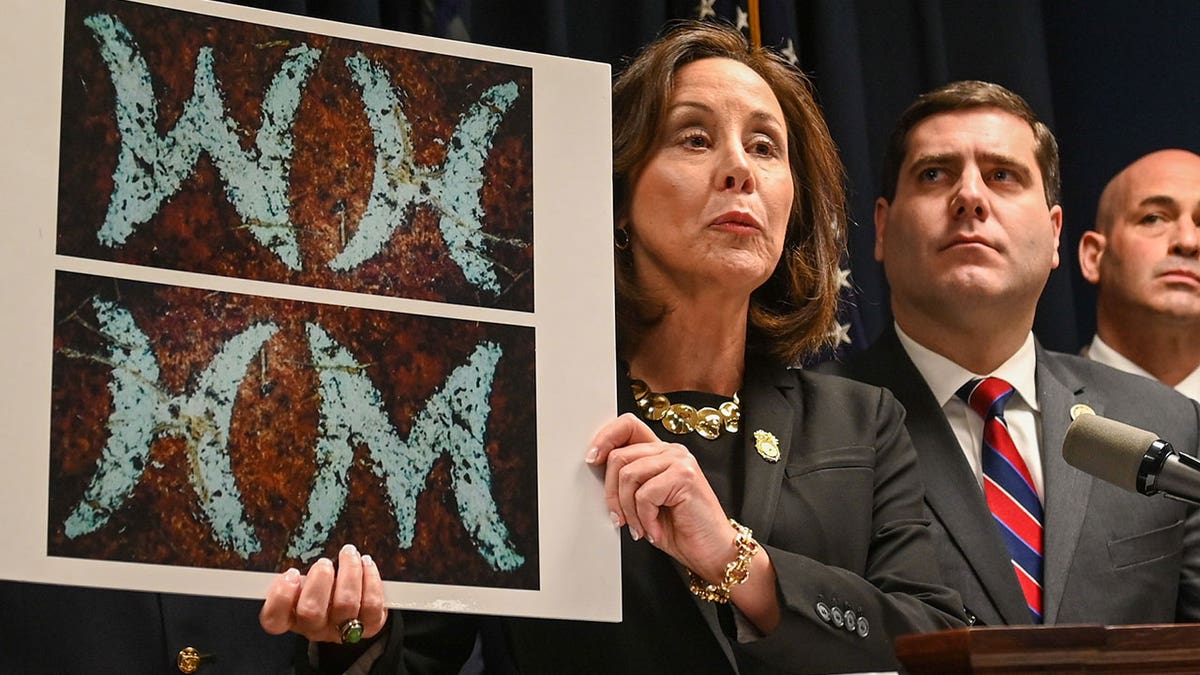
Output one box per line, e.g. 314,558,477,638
630,378,739,440
1070,404,1095,420
754,430,780,463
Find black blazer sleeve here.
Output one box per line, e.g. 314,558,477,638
733,373,965,672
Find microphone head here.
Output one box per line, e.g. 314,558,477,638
1062,413,1160,493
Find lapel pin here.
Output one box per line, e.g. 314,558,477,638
754,430,780,463
1070,404,1095,420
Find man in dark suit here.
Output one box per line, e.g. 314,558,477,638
821,80,1200,626
1078,149,1200,402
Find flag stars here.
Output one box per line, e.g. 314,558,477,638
781,38,798,65
736,7,749,31
837,267,852,291
829,321,852,347
696,0,716,20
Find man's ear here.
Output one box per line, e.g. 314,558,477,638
1078,230,1107,285
873,197,889,263
1048,204,1064,270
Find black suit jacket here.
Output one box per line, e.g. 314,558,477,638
385,360,965,674
0,581,300,674
822,327,1200,626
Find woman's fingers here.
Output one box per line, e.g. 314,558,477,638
259,567,302,635
612,450,678,542
359,555,388,638
292,557,337,639
602,441,666,532
259,548,387,643
631,471,671,545
587,413,658,467
591,413,661,531
610,445,732,565
609,444,706,544
329,545,364,627
590,415,730,569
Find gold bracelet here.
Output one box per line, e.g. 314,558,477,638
687,519,760,604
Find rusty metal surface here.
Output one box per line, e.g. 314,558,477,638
49,271,539,588
57,0,534,311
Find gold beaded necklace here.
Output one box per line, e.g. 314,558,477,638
630,378,740,440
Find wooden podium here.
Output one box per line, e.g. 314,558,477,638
895,624,1200,673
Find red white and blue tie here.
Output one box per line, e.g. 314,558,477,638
957,377,1044,623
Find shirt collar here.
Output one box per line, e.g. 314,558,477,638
1089,335,1200,402
895,322,1040,412
1087,335,1155,378
1178,368,1200,402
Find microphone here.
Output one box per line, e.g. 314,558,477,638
1062,413,1200,505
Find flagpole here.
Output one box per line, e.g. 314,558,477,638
747,0,762,48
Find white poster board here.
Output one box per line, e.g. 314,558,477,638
0,0,619,622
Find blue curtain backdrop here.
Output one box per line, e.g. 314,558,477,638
222,0,1200,355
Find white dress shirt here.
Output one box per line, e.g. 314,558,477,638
1085,335,1200,403
895,324,1045,500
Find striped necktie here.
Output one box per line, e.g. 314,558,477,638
957,377,1044,623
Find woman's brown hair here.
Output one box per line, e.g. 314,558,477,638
612,20,847,366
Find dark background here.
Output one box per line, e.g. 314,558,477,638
220,0,1200,354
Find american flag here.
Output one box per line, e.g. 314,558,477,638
695,0,869,361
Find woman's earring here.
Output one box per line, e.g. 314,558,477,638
614,226,631,251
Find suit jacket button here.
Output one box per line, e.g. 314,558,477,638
816,601,831,622
843,609,857,633
177,647,210,673
830,606,844,628
856,617,870,638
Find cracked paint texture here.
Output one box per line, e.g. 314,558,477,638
49,272,539,589
57,0,534,310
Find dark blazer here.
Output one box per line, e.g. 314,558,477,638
385,360,965,674
0,581,301,674
821,326,1200,626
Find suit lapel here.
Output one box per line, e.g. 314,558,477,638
1034,346,1099,624
737,359,795,543
674,360,795,674
860,329,1031,624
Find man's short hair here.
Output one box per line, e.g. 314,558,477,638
879,80,1060,207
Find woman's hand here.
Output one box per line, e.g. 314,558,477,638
587,413,782,633
586,413,737,583
259,544,388,643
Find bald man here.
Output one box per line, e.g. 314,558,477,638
1079,149,1200,401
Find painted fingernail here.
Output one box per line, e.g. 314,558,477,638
361,555,375,567
317,557,333,569
646,534,655,545
609,511,621,528
284,568,300,583
341,543,359,556
585,447,599,464
630,528,641,542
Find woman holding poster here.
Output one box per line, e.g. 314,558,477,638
262,21,965,673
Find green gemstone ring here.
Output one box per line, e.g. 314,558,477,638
338,618,365,645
